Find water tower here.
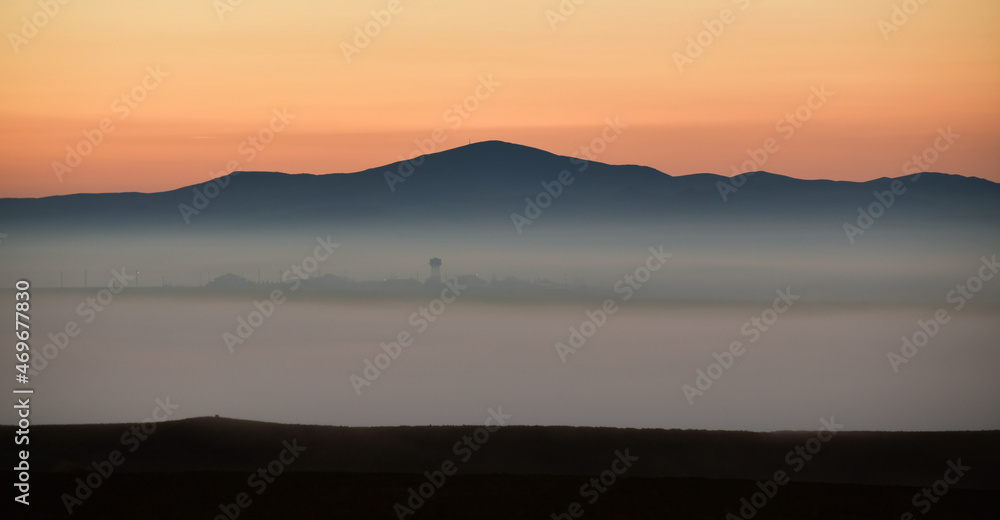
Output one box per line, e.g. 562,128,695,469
429,258,442,284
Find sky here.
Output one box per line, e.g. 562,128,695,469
1,0,998,198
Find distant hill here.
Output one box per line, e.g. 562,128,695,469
2,141,998,233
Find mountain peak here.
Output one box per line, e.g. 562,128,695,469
423,140,560,163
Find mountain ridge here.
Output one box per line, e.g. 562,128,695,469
6,140,997,202
2,141,998,232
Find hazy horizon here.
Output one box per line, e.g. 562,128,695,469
7,293,998,431
3,220,997,431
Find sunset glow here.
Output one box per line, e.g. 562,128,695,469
1,0,998,197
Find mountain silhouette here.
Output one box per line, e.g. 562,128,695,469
2,140,998,232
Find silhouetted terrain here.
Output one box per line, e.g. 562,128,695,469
1,141,998,233
6,418,998,519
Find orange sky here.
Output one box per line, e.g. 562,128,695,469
1,0,998,197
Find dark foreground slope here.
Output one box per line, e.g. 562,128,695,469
5,417,998,519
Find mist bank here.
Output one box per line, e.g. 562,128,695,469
6,291,998,430
2,219,997,305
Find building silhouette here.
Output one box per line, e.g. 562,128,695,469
428,258,442,284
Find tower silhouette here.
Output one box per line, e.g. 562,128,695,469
429,258,442,284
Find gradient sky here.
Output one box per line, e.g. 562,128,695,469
1,0,998,197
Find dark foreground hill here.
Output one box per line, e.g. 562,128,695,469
5,417,998,519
